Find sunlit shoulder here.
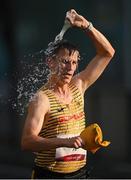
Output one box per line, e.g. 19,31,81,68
28,90,50,113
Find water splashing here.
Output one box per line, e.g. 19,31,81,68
9,18,71,116
55,19,71,42
2,14,74,116
44,18,71,59
12,50,50,116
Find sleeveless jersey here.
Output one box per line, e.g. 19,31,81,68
34,83,87,173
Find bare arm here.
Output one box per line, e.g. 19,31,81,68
75,26,115,93
21,91,83,152
67,9,115,93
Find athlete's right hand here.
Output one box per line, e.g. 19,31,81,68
65,136,85,149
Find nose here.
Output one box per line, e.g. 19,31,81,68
66,62,73,70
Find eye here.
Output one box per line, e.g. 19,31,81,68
72,61,77,65
62,59,69,64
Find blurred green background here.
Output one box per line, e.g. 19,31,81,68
0,0,131,178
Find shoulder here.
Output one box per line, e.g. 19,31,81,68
71,74,86,95
28,90,50,113
31,90,49,103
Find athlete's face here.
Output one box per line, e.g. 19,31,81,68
50,48,79,84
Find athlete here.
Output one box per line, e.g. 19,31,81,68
21,9,115,179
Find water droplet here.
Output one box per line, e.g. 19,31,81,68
9,49,50,116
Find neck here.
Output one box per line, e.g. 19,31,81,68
47,75,69,95
47,75,72,104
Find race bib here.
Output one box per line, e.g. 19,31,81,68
56,134,87,162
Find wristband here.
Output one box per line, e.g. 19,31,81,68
84,21,93,32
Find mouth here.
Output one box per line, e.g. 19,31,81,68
63,72,73,76
63,74,72,79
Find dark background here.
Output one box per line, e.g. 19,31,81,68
0,0,131,178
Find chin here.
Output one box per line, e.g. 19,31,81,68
61,78,71,85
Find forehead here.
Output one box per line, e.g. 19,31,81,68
56,48,79,59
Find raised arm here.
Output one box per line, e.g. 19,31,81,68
67,9,115,93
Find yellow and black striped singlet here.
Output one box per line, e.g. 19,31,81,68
35,83,87,173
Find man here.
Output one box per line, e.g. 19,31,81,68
21,9,115,179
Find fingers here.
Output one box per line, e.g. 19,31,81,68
70,9,78,15
66,9,78,17
67,136,85,149
66,12,74,24
74,136,84,149
66,9,78,24
65,9,87,29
